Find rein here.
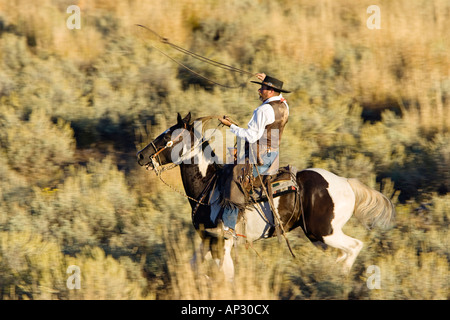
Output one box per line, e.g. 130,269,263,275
150,163,209,205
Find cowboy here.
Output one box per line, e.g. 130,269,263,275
218,73,290,239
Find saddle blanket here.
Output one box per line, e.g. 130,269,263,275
248,179,298,203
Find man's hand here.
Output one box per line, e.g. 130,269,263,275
255,73,266,81
218,115,233,127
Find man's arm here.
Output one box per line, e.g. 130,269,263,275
218,112,268,144
228,105,274,144
217,73,266,127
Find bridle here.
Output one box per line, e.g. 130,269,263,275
147,116,228,171
146,124,216,207
147,126,188,172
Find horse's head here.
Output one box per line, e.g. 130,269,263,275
137,112,194,170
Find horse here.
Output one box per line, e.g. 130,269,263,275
137,112,395,280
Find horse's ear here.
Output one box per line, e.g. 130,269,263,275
183,112,191,124
177,113,183,125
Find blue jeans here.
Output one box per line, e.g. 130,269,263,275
222,152,278,229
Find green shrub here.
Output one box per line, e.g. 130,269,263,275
0,106,75,183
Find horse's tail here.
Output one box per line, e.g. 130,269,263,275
348,178,395,229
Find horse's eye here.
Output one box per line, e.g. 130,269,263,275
164,133,172,141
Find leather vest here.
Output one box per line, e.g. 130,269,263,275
257,100,289,153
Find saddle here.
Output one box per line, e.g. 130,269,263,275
208,164,298,225
248,165,299,204
221,147,297,205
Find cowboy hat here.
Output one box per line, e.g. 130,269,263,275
251,75,290,93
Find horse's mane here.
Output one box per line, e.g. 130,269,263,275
190,114,240,128
186,114,239,163
192,115,219,123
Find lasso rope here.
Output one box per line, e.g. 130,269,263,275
135,24,256,89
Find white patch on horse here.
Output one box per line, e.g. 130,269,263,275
238,198,278,242
220,238,235,282
177,143,192,164
178,140,210,177
197,151,209,178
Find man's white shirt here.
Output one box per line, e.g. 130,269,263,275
229,95,289,144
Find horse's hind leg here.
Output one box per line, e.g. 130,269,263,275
323,230,363,273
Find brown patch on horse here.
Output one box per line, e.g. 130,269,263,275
297,170,335,243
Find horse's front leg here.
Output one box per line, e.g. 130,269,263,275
191,236,235,282
190,238,213,274
220,238,235,282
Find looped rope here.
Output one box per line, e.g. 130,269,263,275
250,147,296,258
149,162,210,205
135,24,256,89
